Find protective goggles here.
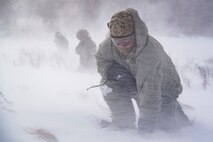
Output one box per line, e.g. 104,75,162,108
111,33,134,47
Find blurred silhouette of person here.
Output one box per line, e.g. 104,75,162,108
54,32,69,54
75,29,97,70
53,32,72,69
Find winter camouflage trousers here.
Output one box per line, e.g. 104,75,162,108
101,88,139,129
101,63,189,131
101,83,189,131
158,91,189,131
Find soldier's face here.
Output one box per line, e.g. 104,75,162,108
111,33,135,55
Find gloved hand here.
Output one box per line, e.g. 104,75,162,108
106,62,135,82
105,62,137,93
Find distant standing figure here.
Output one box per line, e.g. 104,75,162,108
75,29,97,70
54,32,69,53
53,32,70,69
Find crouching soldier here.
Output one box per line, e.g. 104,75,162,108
95,8,190,135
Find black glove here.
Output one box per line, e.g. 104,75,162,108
105,62,137,93
106,62,136,82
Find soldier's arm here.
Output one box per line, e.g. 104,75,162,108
95,39,114,79
137,61,163,133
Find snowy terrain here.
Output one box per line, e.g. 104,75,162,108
0,34,213,142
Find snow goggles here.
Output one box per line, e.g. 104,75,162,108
111,33,134,47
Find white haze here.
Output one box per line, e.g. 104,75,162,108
1,34,213,142
1,1,213,142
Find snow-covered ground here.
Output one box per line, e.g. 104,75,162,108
0,35,213,142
